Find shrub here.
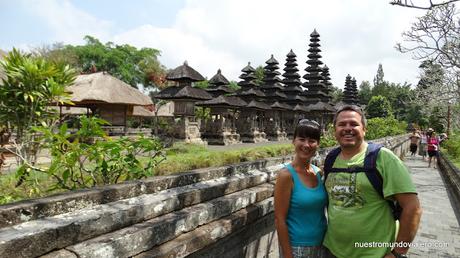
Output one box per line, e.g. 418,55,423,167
16,116,165,190
366,116,407,140
443,131,460,162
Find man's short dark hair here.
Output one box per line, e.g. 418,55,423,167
333,105,367,127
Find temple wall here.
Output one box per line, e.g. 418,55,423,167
0,135,410,258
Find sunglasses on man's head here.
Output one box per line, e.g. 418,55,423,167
298,119,320,127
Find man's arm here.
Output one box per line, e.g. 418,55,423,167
386,193,422,257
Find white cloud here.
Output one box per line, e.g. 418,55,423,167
112,0,425,88
23,0,113,45
10,0,426,88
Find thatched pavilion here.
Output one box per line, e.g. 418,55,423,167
65,71,153,135
155,61,212,144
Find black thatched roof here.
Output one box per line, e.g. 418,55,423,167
196,95,246,108
307,102,335,112
293,104,310,112
166,61,205,82
207,86,233,95
270,101,292,110
209,69,230,85
236,88,265,98
155,85,212,101
285,94,308,102
247,100,271,110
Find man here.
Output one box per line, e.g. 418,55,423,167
323,105,422,258
409,130,420,156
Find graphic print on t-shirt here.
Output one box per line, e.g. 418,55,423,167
328,172,366,208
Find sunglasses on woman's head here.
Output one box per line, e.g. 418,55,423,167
298,119,320,127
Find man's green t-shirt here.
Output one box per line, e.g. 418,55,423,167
323,143,417,258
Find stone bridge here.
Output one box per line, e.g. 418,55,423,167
0,135,459,257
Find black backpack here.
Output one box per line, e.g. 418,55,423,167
323,143,402,220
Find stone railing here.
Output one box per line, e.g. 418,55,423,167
438,152,460,211
0,135,410,258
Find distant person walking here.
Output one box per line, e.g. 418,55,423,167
418,131,427,161
274,119,327,258
426,129,439,169
409,131,420,156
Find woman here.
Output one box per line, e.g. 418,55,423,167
274,119,327,258
427,130,440,168
418,131,427,161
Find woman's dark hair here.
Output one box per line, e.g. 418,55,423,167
293,119,321,142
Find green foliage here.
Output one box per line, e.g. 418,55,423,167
321,124,339,148
443,131,460,162
405,103,429,128
0,48,76,167
366,95,393,118
365,116,407,140
428,106,446,132
194,80,209,89
373,63,385,87
358,81,372,105
195,107,211,121
17,116,165,190
49,36,165,89
228,81,240,91
331,86,343,104
254,65,264,86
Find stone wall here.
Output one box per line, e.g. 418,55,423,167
0,135,410,258
438,152,460,214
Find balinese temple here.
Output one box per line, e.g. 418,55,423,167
234,62,270,143
321,65,334,100
260,55,290,141
197,69,244,145
281,49,308,136
342,74,360,106
154,61,212,144
301,29,334,128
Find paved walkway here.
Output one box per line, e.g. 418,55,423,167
405,154,460,257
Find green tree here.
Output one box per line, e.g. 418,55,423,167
373,63,385,87
358,80,372,105
228,81,240,91
428,106,446,132
39,36,166,89
405,103,429,128
366,95,393,118
194,80,209,89
0,49,76,169
254,65,264,86
330,85,343,104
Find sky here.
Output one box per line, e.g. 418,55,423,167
0,0,430,89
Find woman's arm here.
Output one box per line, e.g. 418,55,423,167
274,169,294,258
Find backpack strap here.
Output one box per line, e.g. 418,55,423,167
362,143,384,197
323,147,342,182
